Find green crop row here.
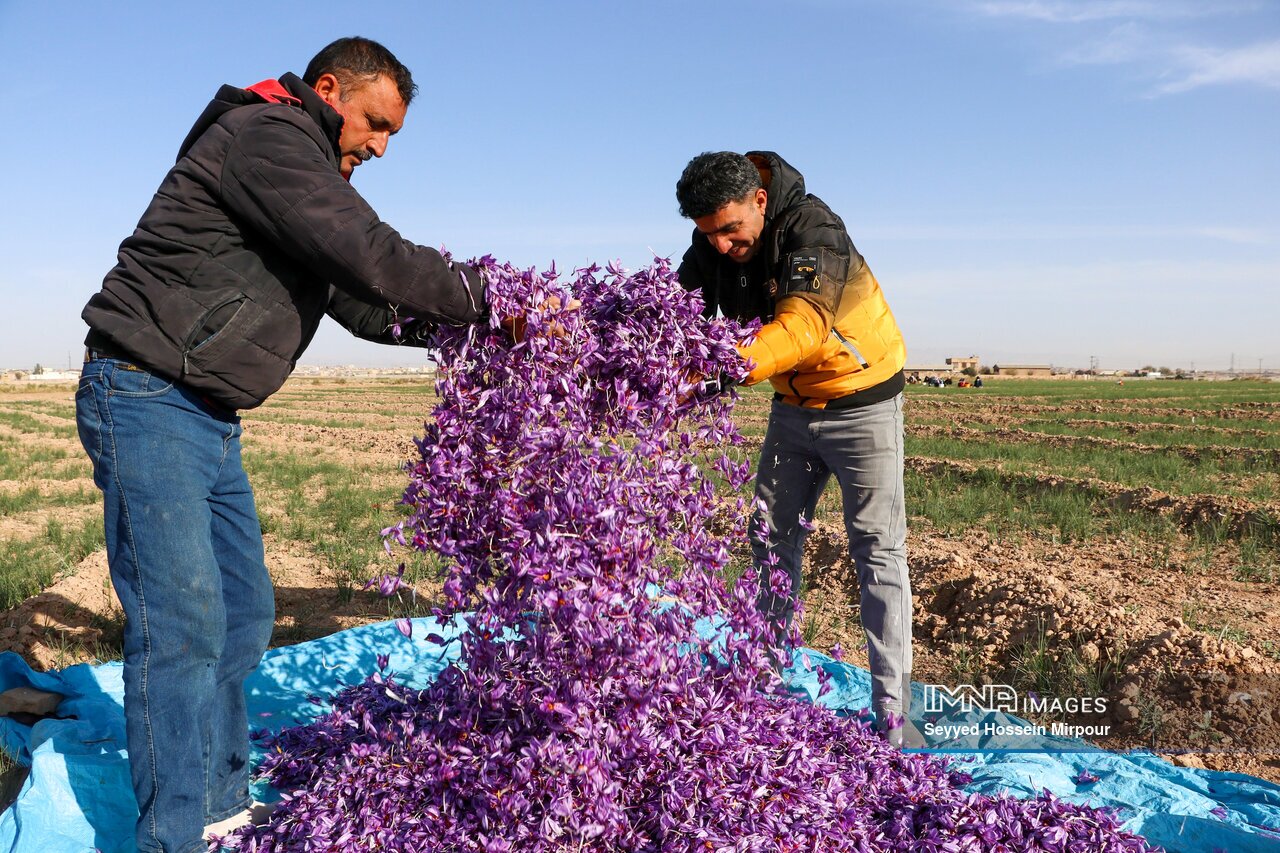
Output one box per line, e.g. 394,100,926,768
904,433,1278,503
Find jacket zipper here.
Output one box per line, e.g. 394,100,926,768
831,328,870,369
785,370,810,405
181,294,247,376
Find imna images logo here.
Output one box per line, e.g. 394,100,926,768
922,683,1108,716
923,683,1019,714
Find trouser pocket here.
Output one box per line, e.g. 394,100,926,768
75,371,106,478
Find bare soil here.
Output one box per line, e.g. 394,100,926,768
0,533,427,671
801,519,1280,784
2,380,1277,789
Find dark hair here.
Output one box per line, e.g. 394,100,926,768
676,151,763,219
303,36,417,106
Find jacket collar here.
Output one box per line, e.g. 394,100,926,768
279,72,344,161
745,151,807,222
177,73,345,165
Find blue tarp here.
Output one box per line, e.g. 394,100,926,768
0,618,1277,852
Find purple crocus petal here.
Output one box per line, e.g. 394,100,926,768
1072,769,1100,786
232,256,1159,853
363,571,408,597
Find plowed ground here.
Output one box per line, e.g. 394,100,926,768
1,377,1277,786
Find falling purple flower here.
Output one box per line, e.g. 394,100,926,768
1073,769,1100,786
363,568,408,597
222,257,1158,853
389,315,415,339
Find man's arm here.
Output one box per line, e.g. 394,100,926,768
676,239,716,319
326,287,434,347
736,206,855,384
220,110,487,326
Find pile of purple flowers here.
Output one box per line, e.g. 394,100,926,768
223,258,1156,851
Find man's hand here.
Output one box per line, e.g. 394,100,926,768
502,295,580,343
678,372,735,405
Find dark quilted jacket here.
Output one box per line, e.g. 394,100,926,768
82,73,486,410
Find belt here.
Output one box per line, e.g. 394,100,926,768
84,334,133,363
81,341,239,418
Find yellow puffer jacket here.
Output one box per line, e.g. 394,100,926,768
677,151,906,409
742,262,905,407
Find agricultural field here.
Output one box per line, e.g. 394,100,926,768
0,375,1277,786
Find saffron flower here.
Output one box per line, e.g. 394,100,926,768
221,258,1158,852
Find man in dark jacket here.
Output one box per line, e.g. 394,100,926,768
76,37,486,851
675,151,923,749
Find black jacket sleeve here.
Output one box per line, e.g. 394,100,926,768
775,203,861,322
326,287,434,347
676,237,716,318
219,110,487,326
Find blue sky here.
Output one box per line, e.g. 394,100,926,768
1,0,1276,372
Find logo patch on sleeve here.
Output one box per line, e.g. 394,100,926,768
789,254,819,283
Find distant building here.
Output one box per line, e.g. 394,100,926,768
904,363,955,376
27,369,80,382
946,355,980,373
991,364,1052,377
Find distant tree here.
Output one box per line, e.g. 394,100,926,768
32,363,44,375
1158,366,1174,376
1139,365,1155,374
962,366,978,377
979,366,993,375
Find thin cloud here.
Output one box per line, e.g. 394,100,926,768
1159,39,1280,92
862,222,1278,245
972,1,1233,24
968,1,1279,95
894,258,1280,301
1060,22,1151,66
1193,226,1277,245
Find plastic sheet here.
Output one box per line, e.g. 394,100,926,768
0,619,1276,852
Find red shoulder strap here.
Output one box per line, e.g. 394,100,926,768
244,79,302,107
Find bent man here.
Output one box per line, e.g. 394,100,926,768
77,37,486,851
675,150,923,748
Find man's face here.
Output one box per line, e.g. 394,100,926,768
314,73,407,179
692,188,768,263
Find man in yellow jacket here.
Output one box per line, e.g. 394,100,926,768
676,151,922,748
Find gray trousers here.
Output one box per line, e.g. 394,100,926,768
752,393,912,711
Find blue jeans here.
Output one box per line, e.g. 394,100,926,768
752,394,912,714
76,358,274,853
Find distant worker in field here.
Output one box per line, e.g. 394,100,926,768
674,151,922,748
75,37,490,852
